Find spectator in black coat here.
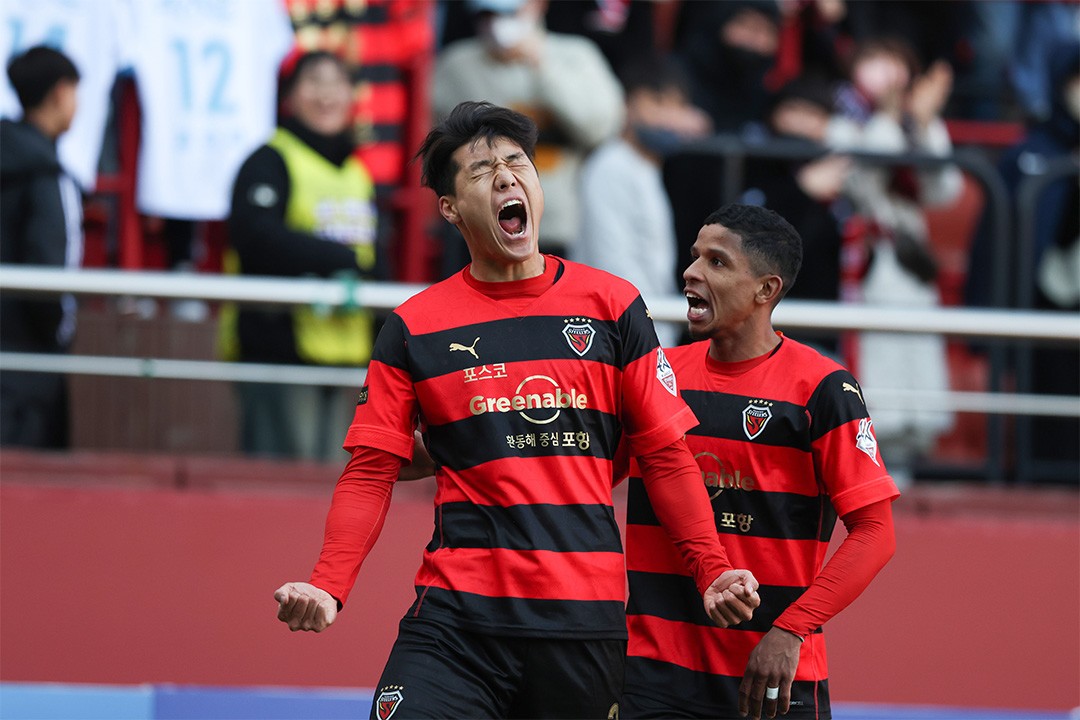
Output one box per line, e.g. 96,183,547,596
0,46,81,448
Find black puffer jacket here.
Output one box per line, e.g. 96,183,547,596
0,118,75,352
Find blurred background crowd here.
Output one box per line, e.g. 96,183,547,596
1,0,1077,486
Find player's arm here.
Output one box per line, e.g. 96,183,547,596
274,445,403,632
637,438,761,627
739,499,896,719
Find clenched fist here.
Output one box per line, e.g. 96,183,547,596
703,569,761,628
274,582,338,632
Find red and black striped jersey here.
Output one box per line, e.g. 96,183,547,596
348,257,695,639
624,337,899,717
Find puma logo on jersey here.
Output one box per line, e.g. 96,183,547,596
450,337,480,360
842,382,864,405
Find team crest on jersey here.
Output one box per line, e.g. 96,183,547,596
356,386,369,405
655,348,677,396
376,686,404,720
742,401,773,440
856,418,880,466
562,318,595,357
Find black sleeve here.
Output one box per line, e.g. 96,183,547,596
227,146,364,278
22,173,68,342
27,184,67,266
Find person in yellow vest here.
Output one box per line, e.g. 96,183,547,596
224,50,378,461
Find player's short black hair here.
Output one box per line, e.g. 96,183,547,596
703,204,803,300
6,45,79,111
416,101,538,197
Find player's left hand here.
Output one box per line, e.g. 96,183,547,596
738,627,802,719
703,569,760,627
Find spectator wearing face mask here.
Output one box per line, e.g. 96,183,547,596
673,0,782,135
661,1,783,282
573,55,711,347
432,0,624,262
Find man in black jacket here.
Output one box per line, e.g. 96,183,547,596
1,45,81,448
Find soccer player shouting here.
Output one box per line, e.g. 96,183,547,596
275,102,759,719
621,204,900,720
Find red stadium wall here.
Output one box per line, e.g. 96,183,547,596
1,451,1077,711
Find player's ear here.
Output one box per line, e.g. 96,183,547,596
439,195,460,224
758,274,783,305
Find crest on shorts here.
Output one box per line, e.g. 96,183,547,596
376,687,404,720
742,401,772,440
856,418,880,466
562,318,595,357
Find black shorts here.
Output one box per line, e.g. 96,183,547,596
370,617,626,719
620,692,709,719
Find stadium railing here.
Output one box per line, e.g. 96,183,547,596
1,265,1077,482
665,136,1078,483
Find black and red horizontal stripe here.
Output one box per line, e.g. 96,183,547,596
347,260,691,639
626,476,837,542
425,411,620,470
414,357,620,424
428,502,621,554
408,587,627,640
434,456,617,507
626,570,817,635
627,614,830,682
623,338,896,712
684,389,813,451
401,314,648,383
626,523,826,589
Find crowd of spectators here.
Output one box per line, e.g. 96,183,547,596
1,0,1077,481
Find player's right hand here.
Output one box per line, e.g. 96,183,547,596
274,582,338,632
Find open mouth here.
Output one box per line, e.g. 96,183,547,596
685,291,709,320
498,199,528,237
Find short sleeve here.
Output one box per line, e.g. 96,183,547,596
809,369,900,517
343,312,418,459
617,295,697,454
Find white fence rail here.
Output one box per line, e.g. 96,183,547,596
2,266,1078,418
2,266,1078,340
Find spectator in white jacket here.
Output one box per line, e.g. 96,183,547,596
826,37,963,485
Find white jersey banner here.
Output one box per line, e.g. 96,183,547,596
122,0,294,219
